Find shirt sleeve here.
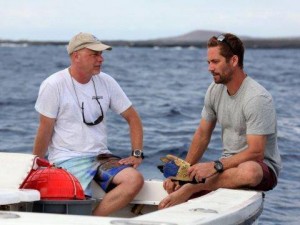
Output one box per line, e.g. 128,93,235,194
244,95,276,135
35,81,59,118
201,83,217,122
107,76,132,114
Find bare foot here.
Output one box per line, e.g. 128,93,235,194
158,184,194,209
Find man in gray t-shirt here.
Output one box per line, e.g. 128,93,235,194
159,33,282,209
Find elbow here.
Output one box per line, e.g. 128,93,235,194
253,148,265,161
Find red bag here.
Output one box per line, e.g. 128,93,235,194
20,158,85,200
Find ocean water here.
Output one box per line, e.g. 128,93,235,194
0,44,299,224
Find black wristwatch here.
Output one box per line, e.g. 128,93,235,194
132,149,144,159
214,160,224,173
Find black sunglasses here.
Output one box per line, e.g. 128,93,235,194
217,34,236,55
81,97,104,126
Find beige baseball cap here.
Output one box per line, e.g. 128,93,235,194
67,32,112,54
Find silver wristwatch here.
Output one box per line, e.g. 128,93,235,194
132,149,144,159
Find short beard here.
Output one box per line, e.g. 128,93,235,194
212,68,233,84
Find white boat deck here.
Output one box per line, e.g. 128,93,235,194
0,152,263,225
0,189,19,205
0,188,40,205
0,153,40,205
136,188,263,225
0,188,262,225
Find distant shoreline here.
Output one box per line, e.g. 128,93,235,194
1,38,300,49
2,29,300,48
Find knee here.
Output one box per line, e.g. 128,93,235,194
126,170,144,193
238,162,263,186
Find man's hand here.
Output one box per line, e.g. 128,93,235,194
188,162,216,183
119,156,142,169
163,178,181,194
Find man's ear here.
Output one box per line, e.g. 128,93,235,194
71,51,80,62
231,55,239,67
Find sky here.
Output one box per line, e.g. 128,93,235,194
1,0,300,41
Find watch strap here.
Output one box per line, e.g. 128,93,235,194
214,160,224,173
132,149,144,159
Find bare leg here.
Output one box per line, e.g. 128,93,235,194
158,183,197,209
93,167,144,216
159,161,263,209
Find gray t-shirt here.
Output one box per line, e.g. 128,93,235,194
202,76,282,178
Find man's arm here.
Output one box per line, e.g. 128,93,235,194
118,106,143,168
33,114,55,158
188,133,267,182
220,134,266,171
163,118,215,193
185,118,216,165
120,106,143,151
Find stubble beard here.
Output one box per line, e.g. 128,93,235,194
213,73,228,84
212,68,233,85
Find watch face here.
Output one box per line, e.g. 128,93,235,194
214,161,223,172
215,163,222,170
132,150,144,159
133,150,142,157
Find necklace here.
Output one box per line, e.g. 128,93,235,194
70,75,98,109
69,72,104,126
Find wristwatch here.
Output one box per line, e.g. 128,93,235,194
132,149,144,159
214,160,224,173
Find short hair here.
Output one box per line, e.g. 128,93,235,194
207,33,244,69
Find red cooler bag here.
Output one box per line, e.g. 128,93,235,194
20,158,85,200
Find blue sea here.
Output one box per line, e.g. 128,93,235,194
0,44,299,224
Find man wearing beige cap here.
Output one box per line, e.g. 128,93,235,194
33,32,144,216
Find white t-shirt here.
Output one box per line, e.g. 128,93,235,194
35,68,132,162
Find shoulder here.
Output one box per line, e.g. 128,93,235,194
42,68,69,86
244,77,272,97
242,77,273,104
207,82,226,93
94,72,121,89
205,82,226,100
95,72,116,82
242,77,275,116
